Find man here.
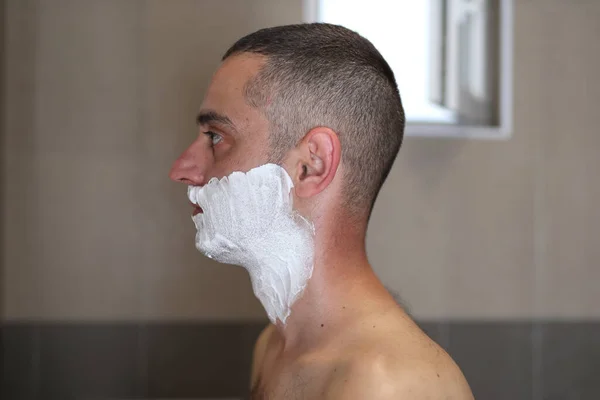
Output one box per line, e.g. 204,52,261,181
170,23,474,399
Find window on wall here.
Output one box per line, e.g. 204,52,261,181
304,0,513,138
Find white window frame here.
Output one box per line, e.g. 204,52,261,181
303,0,514,140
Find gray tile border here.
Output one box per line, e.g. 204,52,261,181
539,322,600,400
1,325,37,400
2,320,600,399
37,324,141,399
447,321,534,400
144,324,255,398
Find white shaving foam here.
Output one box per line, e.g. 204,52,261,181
188,164,314,324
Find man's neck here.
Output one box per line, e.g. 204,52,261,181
273,238,396,353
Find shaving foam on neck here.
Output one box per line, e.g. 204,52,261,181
188,164,314,324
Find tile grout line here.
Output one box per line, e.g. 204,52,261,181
531,10,547,398
135,1,149,396
31,326,40,400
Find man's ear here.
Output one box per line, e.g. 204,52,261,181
292,127,341,199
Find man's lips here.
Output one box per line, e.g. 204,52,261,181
190,202,203,216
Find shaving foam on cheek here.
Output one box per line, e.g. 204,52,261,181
188,164,314,324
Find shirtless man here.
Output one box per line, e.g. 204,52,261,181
170,23,474,399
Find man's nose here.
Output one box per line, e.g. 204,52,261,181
169,143,208,185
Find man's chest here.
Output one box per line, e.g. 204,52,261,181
251,356,335,399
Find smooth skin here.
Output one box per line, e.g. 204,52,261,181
170,53,474,400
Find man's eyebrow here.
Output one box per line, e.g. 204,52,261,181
196,110,237,132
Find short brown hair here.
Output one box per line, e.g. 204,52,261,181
224,23,405,216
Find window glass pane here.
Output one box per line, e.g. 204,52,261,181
318,0,457,123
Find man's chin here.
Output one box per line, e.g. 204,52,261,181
194,233,243,263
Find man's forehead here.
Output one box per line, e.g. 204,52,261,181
200,54,264,120
217,53,265,81
206,54,264,99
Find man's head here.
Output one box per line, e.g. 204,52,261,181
170,23,405,224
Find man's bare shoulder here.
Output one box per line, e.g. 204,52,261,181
323,317,474,400
325,342,474,400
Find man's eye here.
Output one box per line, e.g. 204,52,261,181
204,131,223,146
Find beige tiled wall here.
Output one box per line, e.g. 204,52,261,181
2,0,599,321
0,0,4,318
527,1,600,319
